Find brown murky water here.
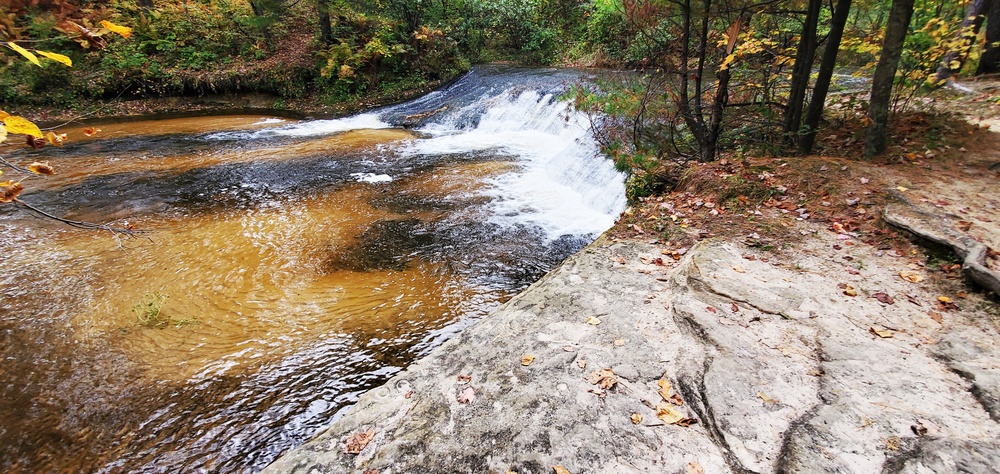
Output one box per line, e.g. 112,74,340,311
0,67,626,473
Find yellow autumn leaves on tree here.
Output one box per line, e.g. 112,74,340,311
0,112,66,204
5,19,130,68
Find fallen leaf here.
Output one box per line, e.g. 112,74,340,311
870,326,894,338
956,291,967,299
896,186,909,192
520,354,535,366
0,181,23,203
670,393,684,405
899,270,924,283
843,284,857,297
576,359,587,369
456,386,476,404
630,413,643,424
456,374,472,384
657,379,671,401
344,429,375,454
937,296,952,304
732,265,746,273
586,316,602,325
83,127,101,136
873,292,895,305
687,462,705,474
587,368,617,389
553,465,571,474
562,345,576,352
613,338,625,346
706,306,717,314
956,221,973,232
656,402,696,426
757,391,780,404
731,303,740,312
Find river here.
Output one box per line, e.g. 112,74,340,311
0,66,625,472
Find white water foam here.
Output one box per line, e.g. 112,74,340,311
207,113,390,141
398,91,626,239
350,172,393,183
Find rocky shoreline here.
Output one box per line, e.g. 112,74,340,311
263,226,1000,473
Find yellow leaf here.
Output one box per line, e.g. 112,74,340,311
937,296,952,304
658,379,671,401
2,116,43,138
0,110,8,120
520,354,535,366
843,284,857,297
655,402,685,424
83,127,102,137
100,20,132,38
898,270,924,283
36,50,73,67
732,265,746,273
553,466,571,474
630,413,643,424
586,316,601,325
870,326,894,338
7,42,40,66
28,161,55,175
0,181,24,203
896,186,909,192
0,124,6,144
45,131,66,147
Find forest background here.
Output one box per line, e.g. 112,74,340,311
2,0,999,201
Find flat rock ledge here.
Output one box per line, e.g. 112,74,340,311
264,237,1000,474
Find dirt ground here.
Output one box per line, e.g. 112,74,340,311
610,78,1000,309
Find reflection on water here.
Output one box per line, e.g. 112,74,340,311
0,67,625,473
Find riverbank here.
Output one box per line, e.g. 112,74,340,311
262,86,1000,472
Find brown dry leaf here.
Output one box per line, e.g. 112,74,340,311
657,379,671,401
553,466,571,474
670,393,684,406
928,311,943,324
956,221,973,232
26,135,45,149
343,429,375,454
587,369,617,389
0,181,23,203
843,284,858,297
732,265,746,273
899,270,924,283
630,413,643,424
706,306,717,314
520,354,535,366
873,292,895,305
731,302,740,312
456,374,472,384
456,386,476,404
27,161,55,175
585,316,602,325
82,127,102,137
870,326,894,338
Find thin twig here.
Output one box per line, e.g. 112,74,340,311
0,156,33,174
14,198,147,237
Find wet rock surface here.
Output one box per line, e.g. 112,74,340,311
265,234,999,474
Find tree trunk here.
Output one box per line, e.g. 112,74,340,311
977,0,1000,75
783,0,823,146
318,1,332,44
250,0,265,16
935,0,990,82
863,0,916,158
799,0,853,155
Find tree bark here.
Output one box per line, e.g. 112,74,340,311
799,0,853,155
935,0,990,82
863,0,916,158
318,1,333,44
977,0,1000,75
783,0,823,147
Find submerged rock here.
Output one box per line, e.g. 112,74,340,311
265,237,1000,473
